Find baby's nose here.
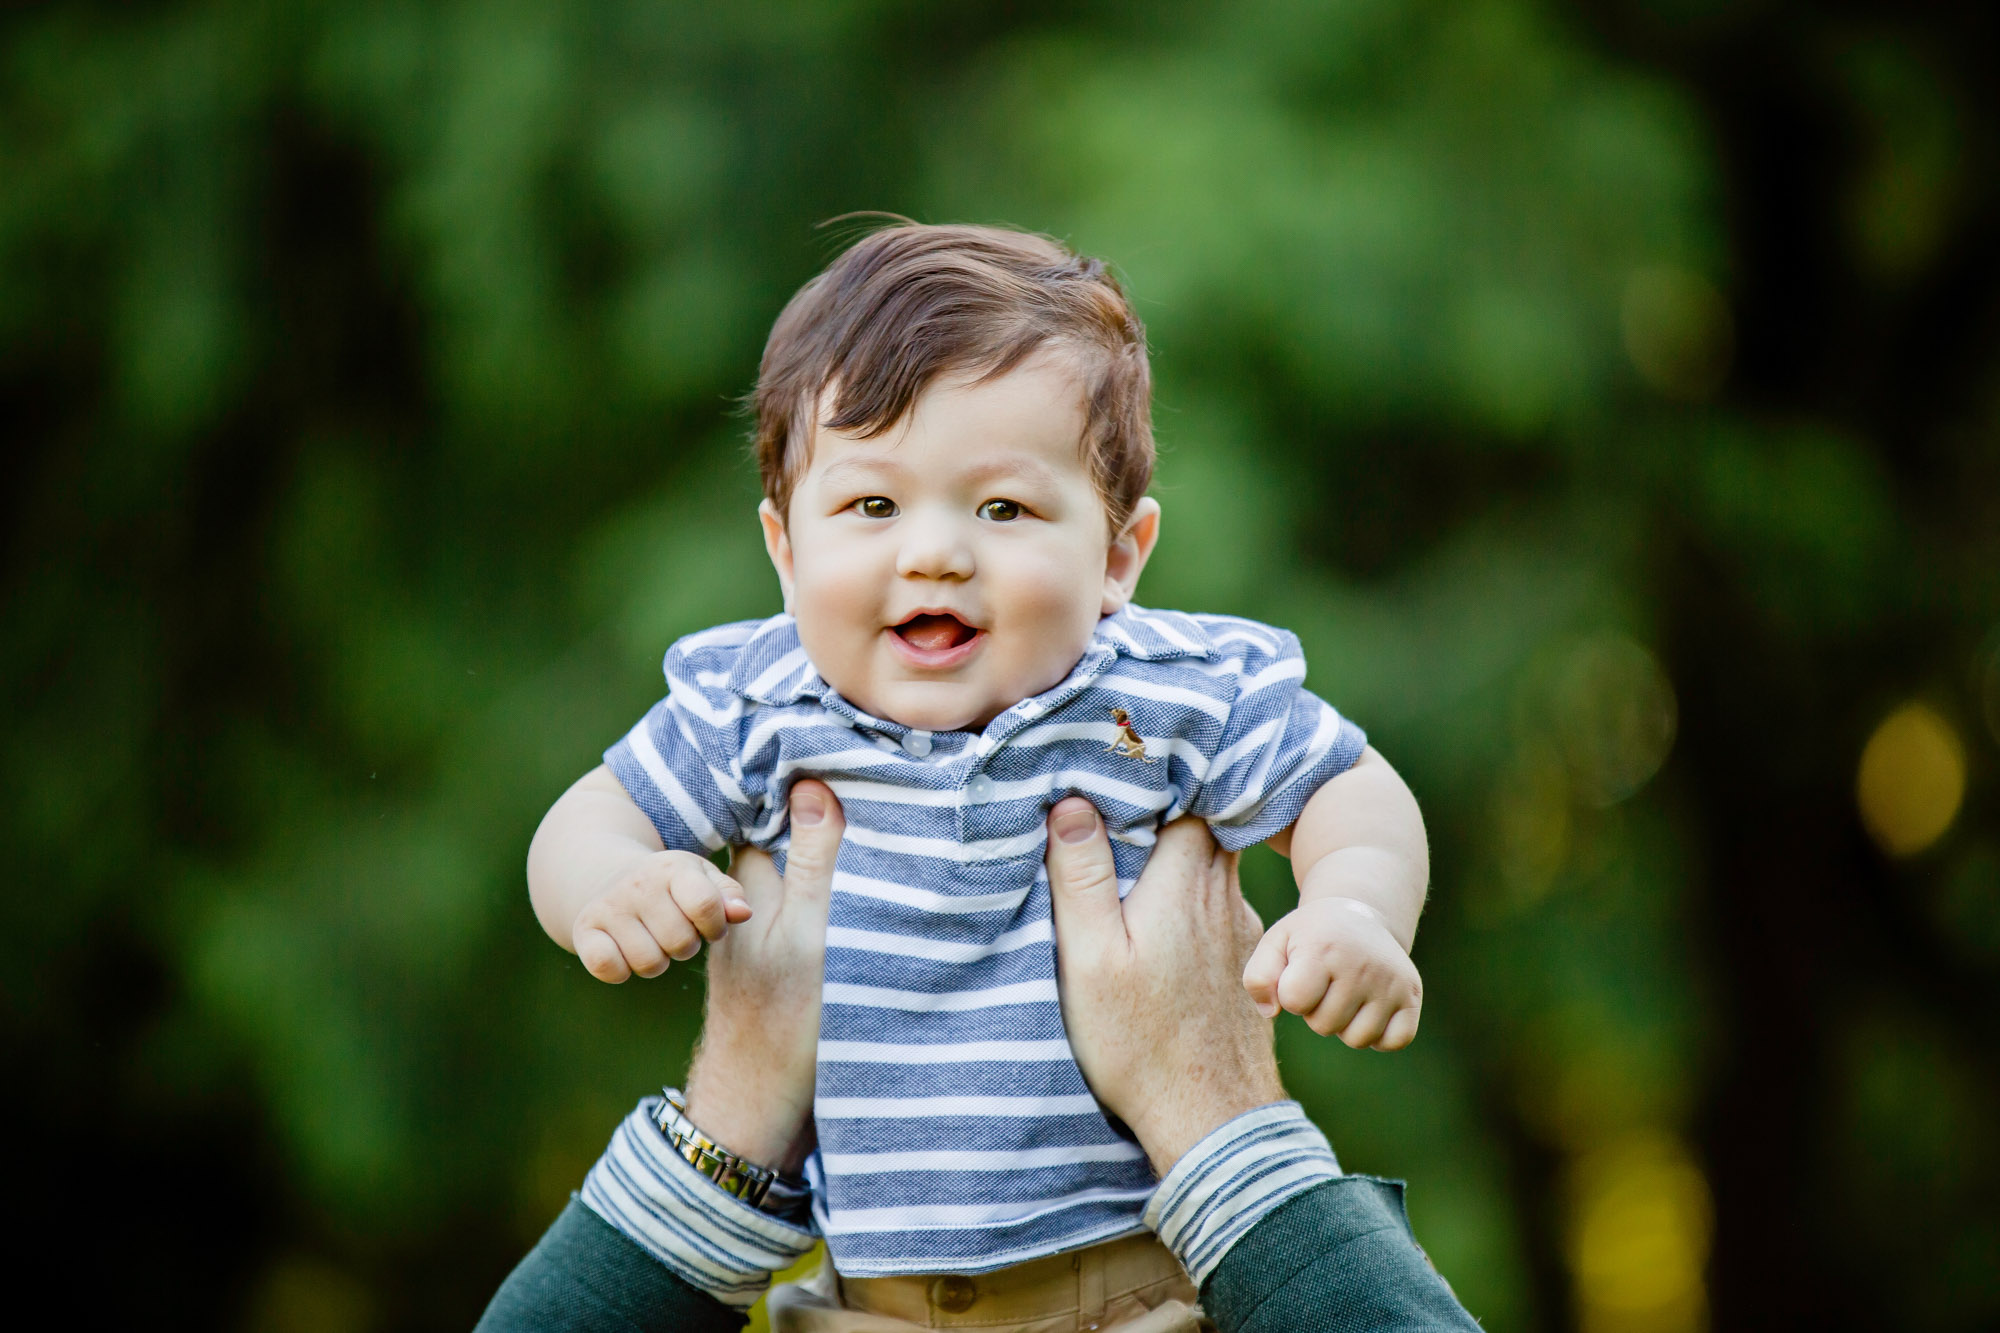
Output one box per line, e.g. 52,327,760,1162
894,514,976,580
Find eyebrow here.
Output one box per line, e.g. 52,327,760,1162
815,455,906,490
961,456,1061,490
814,452,1064,492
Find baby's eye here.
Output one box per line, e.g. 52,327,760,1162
855,496,898,519
979,499,1023,522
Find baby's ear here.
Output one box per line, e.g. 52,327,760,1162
759,499,797,613
1102,497,1161,615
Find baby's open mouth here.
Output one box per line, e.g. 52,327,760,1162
892,612,981,653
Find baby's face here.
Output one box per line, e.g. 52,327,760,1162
761,351,1158,732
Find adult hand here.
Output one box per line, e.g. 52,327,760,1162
682,780,843,1175
1045,800,1286,1176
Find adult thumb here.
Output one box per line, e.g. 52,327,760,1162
1046,797,1124,945
782,779,844,909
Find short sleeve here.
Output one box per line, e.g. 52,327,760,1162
1184,621,1366,852
603,633,765,853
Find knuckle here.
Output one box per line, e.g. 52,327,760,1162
1073,865,1118,897
671,866,720,902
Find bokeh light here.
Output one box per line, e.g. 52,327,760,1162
1550,635,1680,809
1857,703,1967,857
1492,745,1574,909
1621,267,1734,402
1567,1134,1713,1333
1482,635,1678,914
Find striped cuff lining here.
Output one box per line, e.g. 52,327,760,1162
579,1097,817,1309
1143,1101,1342,1286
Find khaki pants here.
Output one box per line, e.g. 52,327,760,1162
769,1232,1210,1333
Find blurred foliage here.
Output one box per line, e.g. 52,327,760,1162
5,2,1999,1330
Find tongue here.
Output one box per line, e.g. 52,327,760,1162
899,614,972,652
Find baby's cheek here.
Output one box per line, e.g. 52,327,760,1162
1007,554,1104,641
790,578,878,680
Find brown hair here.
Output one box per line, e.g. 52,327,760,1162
753,222,1153,531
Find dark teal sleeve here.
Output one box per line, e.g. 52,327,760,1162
474,1199,748,1333
1200,1177,1482,1333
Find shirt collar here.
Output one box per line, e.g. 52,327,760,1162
1090,604,1214,663
726,614,827,707
723,604,1211,711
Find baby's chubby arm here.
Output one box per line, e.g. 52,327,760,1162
1243,746,1429,1051
527,765,751,983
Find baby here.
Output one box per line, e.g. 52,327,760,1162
528,224,1428,1312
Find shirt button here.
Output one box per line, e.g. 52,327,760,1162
966,775,996,803
901,731,932,758
930,1275,977,1314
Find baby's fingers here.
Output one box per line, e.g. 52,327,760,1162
1241,926,1290,1019
1337,999,1397,1051
1278,956,1338,1021
1374,1005,1421,1052
575,926,633,984
1298,976,1361,1037
606,916,670,978
637,893,702,963
669,859,744,942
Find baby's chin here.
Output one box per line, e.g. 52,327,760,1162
844,679,1005,734
852,684,1000,728
834,651,1090,734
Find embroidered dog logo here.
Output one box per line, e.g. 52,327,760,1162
1107,707,1154,762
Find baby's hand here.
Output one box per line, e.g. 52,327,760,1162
1241,898,1422,1050
572,850,751,983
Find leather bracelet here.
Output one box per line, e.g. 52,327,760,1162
654,1087,813,1223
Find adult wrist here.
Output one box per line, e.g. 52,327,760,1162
1143,1101,1343,1285
579,1098,817,1309
656,1088,812,1223
684,1038,815,1173
1128,1073,1287,1178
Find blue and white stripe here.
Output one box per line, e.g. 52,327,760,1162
604,605,1365,1276
1144,1102,1345,1284
580,1099,818,1307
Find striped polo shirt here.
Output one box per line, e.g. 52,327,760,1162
604,604,1365,1277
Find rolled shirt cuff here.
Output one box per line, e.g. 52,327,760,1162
1143,1101,1343,1286
579,1096,818,1309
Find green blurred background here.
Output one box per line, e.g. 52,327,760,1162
6,1,1998,1329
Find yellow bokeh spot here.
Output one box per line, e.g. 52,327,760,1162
1567,1133,1712,1333
1857,703,1966,857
